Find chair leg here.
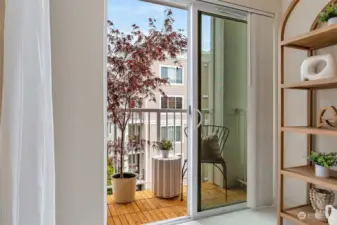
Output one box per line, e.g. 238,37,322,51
222,162,227,202
181,160,187,201
212,162,228,202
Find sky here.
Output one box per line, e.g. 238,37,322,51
107,0,211,51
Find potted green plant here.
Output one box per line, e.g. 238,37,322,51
153,139,173,158
307,152,337,178
319,4,337,25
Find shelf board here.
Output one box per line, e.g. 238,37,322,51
281,205,326,225
281,126,337,136
281,78,337,89
281,24,337,49
281,166,337,190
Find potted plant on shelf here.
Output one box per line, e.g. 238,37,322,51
307,152,337,178
107,10,187,203
319,4,337,25
153,139,173,158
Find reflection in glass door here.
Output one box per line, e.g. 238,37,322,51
197,10,248,211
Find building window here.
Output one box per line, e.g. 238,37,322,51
161,126,182,142
161,66,183,84
161,96,183,109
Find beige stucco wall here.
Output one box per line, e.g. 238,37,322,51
281,0,337,211
146,57,188,109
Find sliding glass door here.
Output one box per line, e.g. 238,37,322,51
187,1,248,216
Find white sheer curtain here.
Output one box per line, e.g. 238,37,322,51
1,0,55,224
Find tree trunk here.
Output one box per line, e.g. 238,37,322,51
120,129,125,178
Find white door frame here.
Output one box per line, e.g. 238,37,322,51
187,1,248,219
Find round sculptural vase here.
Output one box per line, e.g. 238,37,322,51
300,54,337,82
328,17,337,25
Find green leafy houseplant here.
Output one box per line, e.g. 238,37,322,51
153,139,173,151
319,4,337,24
307,152,337,168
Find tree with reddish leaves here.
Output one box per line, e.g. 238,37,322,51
107,9,187,178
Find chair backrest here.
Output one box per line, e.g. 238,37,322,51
183,125,230,154
200,125,229,154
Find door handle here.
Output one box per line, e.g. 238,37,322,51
194,108,203,129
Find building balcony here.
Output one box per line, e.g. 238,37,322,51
107,108,247,225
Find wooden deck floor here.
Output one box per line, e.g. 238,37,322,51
107,183,246,225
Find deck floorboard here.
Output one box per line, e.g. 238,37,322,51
107,183,246,224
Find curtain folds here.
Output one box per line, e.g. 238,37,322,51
1,0,55,224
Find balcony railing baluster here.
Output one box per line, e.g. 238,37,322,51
108,108,187,190
173,112,176,155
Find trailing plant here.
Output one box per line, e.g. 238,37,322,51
107,164,114,186
107,9,187,178
319,4,337,24
307,152,337,168
152,139,173,151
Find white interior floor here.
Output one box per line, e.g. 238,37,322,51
181,208,277,225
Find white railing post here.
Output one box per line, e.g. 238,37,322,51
157,111,161,142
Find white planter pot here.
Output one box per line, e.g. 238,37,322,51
111,172,136,203
161,150,169,158
328,17,337,25
315,165,330,178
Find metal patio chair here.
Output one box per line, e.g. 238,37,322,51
181,125,230,202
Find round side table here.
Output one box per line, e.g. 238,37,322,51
152,155,181,198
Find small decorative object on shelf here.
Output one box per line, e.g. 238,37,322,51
152,139,173,158
319,3,337,25
326,205,337,225
309,188,335,222
307,152,337,178
318,106,337,128
300,54,337,82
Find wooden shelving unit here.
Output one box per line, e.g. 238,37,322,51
281,126,337,136
278,1,337,224
281,205,326,225
281,78,337,90
281,166,337,190
281,23,337,50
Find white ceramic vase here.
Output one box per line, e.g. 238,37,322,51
328,17,337,25
326,205,337,225
161,150,169,158
315,164,330,178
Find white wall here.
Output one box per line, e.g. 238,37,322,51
50,0,105,225
0,0,4,118
203,0,280,14
281,0,337,213
47,0,281,224
0,0,4,220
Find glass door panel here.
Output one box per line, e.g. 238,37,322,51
198,10,248,212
